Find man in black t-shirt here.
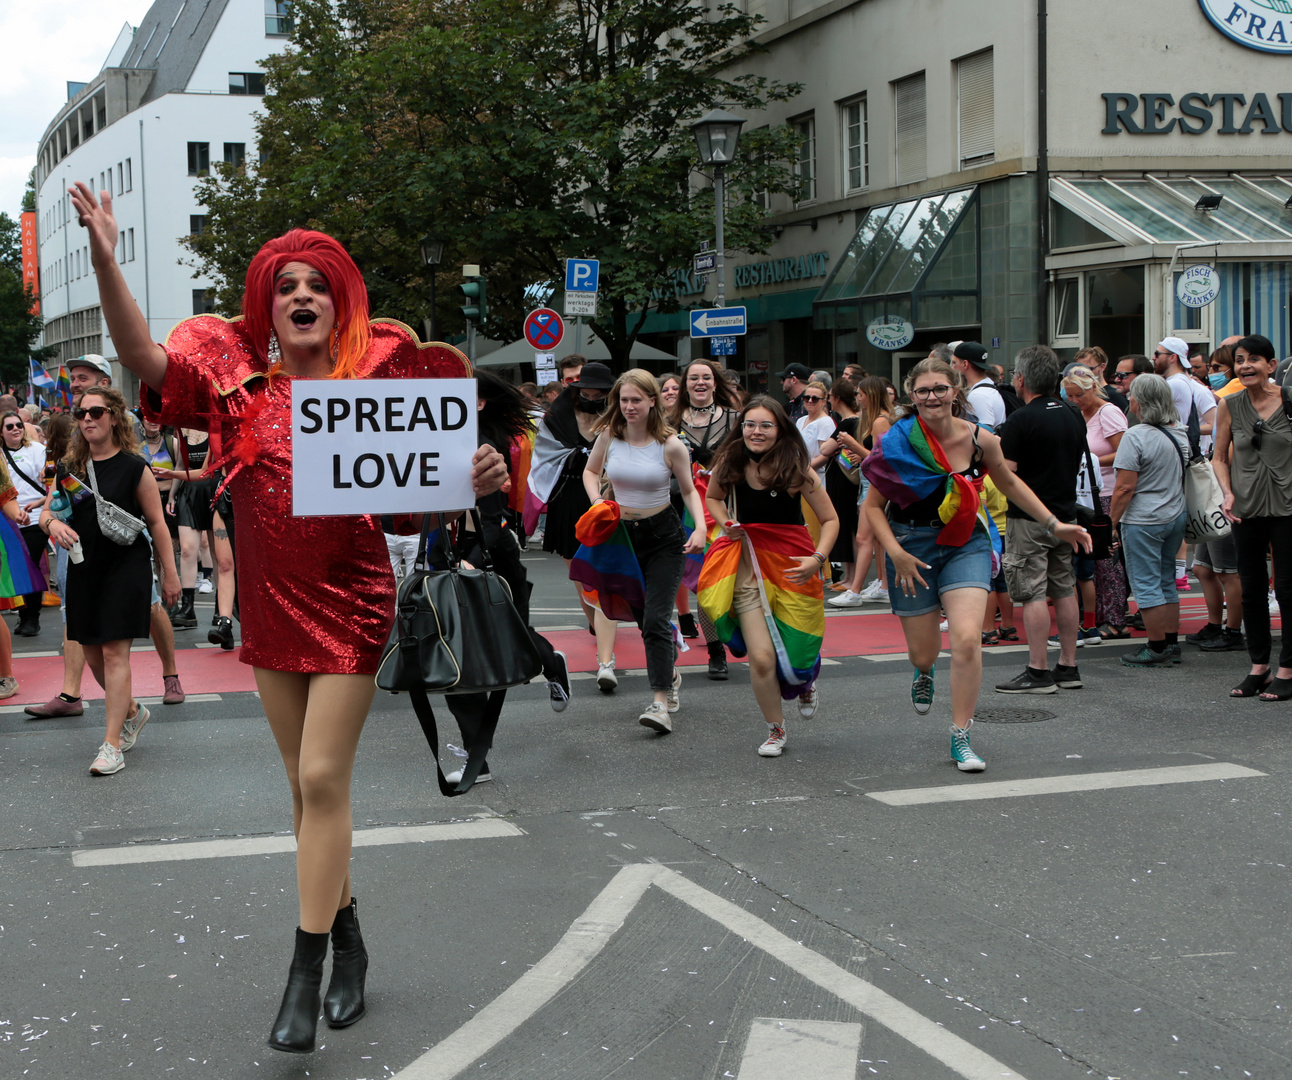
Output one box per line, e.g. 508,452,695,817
996,345,1088,695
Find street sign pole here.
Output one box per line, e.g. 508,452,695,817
714,165,726,310
574,316,583,352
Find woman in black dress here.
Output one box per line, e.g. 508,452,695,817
38,387,179,776
817,378,862,583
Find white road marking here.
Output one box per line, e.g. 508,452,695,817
394,864,1027,1080
737,1018,863,1079
867,762,1265,806
72,818,524,867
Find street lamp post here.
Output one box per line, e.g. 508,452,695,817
419,235,445,342
691,108,745,311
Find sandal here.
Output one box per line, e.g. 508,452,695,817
997,626,1019,642
1259,677,1292,702
981,630,999,646
1232,672,1273,698
1099,624,1132,641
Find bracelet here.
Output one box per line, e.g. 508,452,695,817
1043,514,1058,535
811,551,826,564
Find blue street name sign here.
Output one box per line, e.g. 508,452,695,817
565,258,599,293
689,306,747,337
693,251,716,275
710,335,737,356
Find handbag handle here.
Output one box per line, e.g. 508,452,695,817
411,508,494,574
1082,443,1101,501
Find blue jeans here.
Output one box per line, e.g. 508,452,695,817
1120,510,1188,610
622,509,686,690
885,522,992,618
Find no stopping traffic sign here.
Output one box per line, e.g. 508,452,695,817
524,308,565,350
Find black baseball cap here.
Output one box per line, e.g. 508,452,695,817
952,341,990,369
777,362,813,380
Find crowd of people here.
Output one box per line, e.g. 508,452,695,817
4,178,1283,1055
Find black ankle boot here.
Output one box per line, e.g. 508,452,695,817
707,641,729,680
208,615,234,650
267,927,329,1053
170,589,197,629
324,898,368,1028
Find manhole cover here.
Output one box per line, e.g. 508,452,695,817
973,707,1056,724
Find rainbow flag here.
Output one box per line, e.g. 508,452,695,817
860,414,1000,558
698,523,823,699
0,512,45,598
59,472,92,507
568,502,646,622
55,366,72,409
680,470,720,592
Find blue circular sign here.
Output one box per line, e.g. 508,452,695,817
1198,0,1292,54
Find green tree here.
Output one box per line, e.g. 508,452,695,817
0,212,51,385
184,0,801,365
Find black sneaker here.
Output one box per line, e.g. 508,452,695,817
707,642,728,680
678,612,699,639
546,650,570,712
1185,622,1224,645
1052,663,1083,689
1199,628,1246,652
995,667,1057,694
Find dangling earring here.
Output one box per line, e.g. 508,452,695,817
330,328,340,366
267,330,282,364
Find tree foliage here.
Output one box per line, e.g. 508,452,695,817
0,212,50,384
183,0,801,364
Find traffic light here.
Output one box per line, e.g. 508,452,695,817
457,275,487,326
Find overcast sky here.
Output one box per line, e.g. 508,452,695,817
0,1,150,221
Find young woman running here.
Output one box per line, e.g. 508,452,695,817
578,370,707,733
862,358,1089,772
701,397,837,756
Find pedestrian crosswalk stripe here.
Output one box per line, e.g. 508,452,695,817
72,817,524,867
738,1018,863,1078
866,762,1265,806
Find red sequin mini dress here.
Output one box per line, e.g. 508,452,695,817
142,316,470,674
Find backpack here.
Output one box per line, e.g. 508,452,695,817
995,382,1022,418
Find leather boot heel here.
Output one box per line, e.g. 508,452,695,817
268,928,329,1053
324,898,368,1028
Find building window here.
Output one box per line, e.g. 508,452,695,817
118,230,126,264
841,96,868,194
127,228,135,262
187,142,210,176
224,143,247,168
792,114,816,204
190,215,208,236
117,163,124,194
265,0,293,36
124,158,133,192
193,289,215,316
1052,277,1081,341
229,72,267,95
893,72,927,185
957,49,995,169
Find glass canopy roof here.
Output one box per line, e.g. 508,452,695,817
1050,175,1292,246
817,188,976,304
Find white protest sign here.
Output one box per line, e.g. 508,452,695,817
291,378,478,516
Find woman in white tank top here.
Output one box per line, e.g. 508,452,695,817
580,370,707,734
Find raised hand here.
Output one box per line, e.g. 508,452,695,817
68,181,119,266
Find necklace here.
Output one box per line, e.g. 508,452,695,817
688,403,717,419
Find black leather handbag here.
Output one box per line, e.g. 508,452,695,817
376,510,543,795
1074,446,1113,561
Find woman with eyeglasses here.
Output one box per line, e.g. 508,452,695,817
669,359,739,678
37,388,180,776
1211,334,1292,699
701,397,837,756
2,410,52,636
863,358,1090,772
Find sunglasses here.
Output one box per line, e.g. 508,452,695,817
1252,418,1267,452
802,394,825,403
1111,371,1133,382
73,406,110,421
2,424,22,432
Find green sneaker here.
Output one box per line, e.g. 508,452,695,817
911,665,935,715
950,723,985,772
1122,644,1172,667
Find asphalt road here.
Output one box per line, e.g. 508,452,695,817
1,553,1289,1080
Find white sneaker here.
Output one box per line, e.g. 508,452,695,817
939,618,949,631
444,766,492,785
666,670,682,713
597,655,618,692
859,580,890,602
1270,590,1280,616
119,704,150,752
90,742,124,776
0,675,18,700
638,701,672,733
197,578,213,594
758,724,787,757
797,684,818,719
827,589,866,608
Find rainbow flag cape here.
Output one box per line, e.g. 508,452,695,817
680,469,720,592
0,512,45,598
698,523,823,699
860,414,1001,558
568,502,646,622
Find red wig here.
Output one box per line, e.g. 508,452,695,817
242,229,371,379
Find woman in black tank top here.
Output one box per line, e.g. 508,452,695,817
702,397,838,758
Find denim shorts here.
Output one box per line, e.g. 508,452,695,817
1121,510,1188,610
885,522,992,617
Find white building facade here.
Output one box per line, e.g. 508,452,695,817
641,0,1292,391
33,0,291,400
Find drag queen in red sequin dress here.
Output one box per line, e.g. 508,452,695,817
69,182,507,1054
